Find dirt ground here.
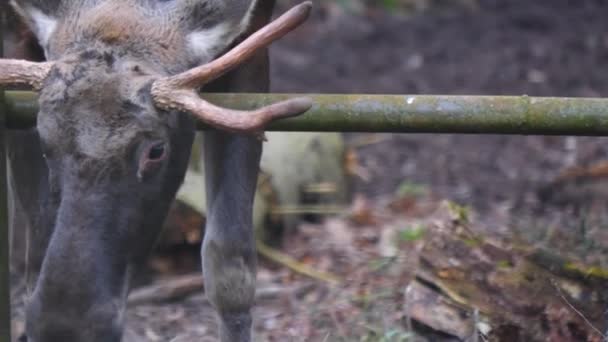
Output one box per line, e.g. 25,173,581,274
11,0,608,341
271,0,608,262
272,0,608,205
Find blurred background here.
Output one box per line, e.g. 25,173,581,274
10,0,608,341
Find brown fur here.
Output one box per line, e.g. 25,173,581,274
4,9,45,61
48,4,189,74
8,1,279,341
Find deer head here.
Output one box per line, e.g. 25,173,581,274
3,1,311,341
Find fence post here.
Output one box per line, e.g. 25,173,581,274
0,4,11,342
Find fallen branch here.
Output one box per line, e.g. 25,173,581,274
256,239,341,284
128,274,204,306
127,273,315,307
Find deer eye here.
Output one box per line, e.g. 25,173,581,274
147,142,166,161
137,141,169,181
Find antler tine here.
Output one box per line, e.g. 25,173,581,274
0,59,54,90
170,92,312,132
157,1,312,89
152,1,314,134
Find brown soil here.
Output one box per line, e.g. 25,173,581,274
272,0,608,245
272,0,608,207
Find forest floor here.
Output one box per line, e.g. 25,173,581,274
11,0,608,341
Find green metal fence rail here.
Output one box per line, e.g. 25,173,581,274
3,90,608,341
6,91,608,135
0,10,11,342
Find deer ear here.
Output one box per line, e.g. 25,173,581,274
10,0,61,51
179,0,259,63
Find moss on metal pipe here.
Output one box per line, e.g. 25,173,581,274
6,91,608,135
0,9,11,342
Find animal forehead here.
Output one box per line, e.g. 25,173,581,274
42,53,149,112
50,1,190,65
38,108,146,161
38,59,165,159
81,2,175,43
39,99,163,160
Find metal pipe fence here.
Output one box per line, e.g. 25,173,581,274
0,10,10,342
2,90,608,341
5,91,608,135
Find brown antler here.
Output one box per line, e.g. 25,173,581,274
0,59,54,90
151,1,314,133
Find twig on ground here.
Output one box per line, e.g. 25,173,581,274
128,274,204,306
329,308,348,340
256,239,341,284
551,278,606,340
127,273,317,307
403,283,413,332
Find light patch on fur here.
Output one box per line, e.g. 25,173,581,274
28,7,58,49
239,0,258,33
186,23,235,63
